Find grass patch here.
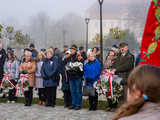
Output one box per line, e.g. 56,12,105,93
0,97,108,110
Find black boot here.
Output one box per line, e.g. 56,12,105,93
28,87,33,106
24,91,30,106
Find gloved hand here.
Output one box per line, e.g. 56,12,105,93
86,78,93,82
43,76,49,80
21,70,28,74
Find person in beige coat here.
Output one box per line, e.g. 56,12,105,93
19,49,36,106
113,65,160,120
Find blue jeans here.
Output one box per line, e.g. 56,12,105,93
69,78,82,107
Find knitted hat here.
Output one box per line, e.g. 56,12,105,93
70,44,78,51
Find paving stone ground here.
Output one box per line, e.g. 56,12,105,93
0,103,113,120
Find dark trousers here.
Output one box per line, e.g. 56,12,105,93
8,88,17,101
107,98,118,108
89,91,98,110
38,88,46,102
45,87,57,106
24,87,33,106
63,90,72,107
0,70,4,84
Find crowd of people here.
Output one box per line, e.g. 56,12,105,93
0,39,160,119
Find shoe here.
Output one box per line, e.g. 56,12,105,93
110,108,116,112
39,101,42,105
7,101,11,103
74,107,81,110
42,101,46,105
68,106,75,109
89,107,93,111
92,108,97,111
45,103,51,107
64,105,68,108
51,105,55,108
106,107,112,112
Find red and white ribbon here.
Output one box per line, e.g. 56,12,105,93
102,69,115,99
0,74,17,96
18,74,28,95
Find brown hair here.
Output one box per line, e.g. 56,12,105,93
113,65,160,120
6,52,15,62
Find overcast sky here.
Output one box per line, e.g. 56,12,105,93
0,0,96,25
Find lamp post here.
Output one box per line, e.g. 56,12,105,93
85,18,90,52
62,29,66,46
98,0,104,66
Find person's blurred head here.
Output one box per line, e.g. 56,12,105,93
54,48,60,56
113,65,160,120
29,43,35,51
46,49,53,59
24,50,32,62
89,52,96,62
92,47,99,54
79,46,84,53
63,45,68,52
6,49,14,61
109,50,115,57
37,51,45,61
77,52,83,61
119,42,128,54
87,49,92,59
48,46,54,54
70,44,77,55
127,65,160,102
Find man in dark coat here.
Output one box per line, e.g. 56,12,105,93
79,46,87,61
61,45,68,57
0,41,6,83
63,44,83,110
113,42,135,101
29,43,38,58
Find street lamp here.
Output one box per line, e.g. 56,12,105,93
98,0,104,66
62,29,66,46
85,18,90,51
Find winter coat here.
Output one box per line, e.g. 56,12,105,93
64,54,83,80
113,51,134,85
4,60,19,80
120,102,160,120
84,60,101,86
61,57,70,91
40,56,59,87
35,61,44,88
19,58,36,87
0,49,6,79
81,51,87,61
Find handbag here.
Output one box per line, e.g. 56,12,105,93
82,86,96,97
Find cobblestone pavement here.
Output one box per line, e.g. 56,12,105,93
0,103,113,120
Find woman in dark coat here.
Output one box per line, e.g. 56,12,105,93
40,49,59,107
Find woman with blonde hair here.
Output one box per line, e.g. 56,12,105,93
35,51,46,105
19,50,36,106
113,65,160,120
